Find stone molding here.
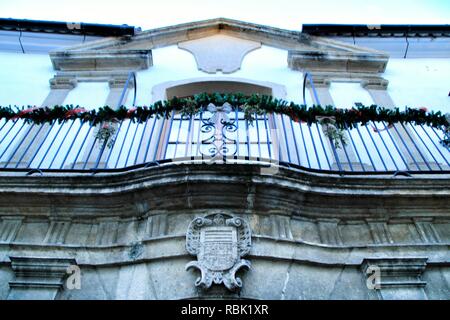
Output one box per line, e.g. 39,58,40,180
43,217,72,244
53,18,310,52
307,72,389,90
1,245,444,300
0,216,24,242
49,49,152,72
361,258,428,299
0,237,446,269
108,75,135,89
8,256,76,299
0,164,449,219
48,18,388,76
49,75,77,89
1,241,443,300
413,218,442,243
0,212,447,248
317,218,343,245
305,77,331,88
151,77,287,101
54,70,132,82
366,219,394,244
361,77,390,90
288,50,388,74
363,258,428,289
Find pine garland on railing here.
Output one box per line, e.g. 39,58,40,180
0,93,448,130
441,126,450,150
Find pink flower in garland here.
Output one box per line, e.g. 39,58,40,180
11,106,38,120
419,107,428,112
126,107,137,118
65,107,87,119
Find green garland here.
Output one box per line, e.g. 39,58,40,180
0,93,448,130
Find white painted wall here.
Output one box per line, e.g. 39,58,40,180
64,82,110,110
385,58,450,112
0,52,53,106
0,46,448,112
329,83,374,108
128,45,304,106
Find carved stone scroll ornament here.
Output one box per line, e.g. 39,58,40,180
185,213,251,291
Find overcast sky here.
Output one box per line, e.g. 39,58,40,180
1,0,449,31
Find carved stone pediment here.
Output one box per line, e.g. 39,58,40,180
48,18,389,75
185,213,251,291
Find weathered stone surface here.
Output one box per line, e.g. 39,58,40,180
422,267,450,300
178,34,261,74
50,50,152,71
7,257,76,300
0,266,14,300
361,258,428,300
185,213,252,291
0,17,448,300
288,50,388,73
0,163,448,299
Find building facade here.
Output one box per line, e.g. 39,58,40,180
0,18,449,300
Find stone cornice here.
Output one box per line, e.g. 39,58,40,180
8,256,76,290
56,18,309,52
361,258,428,289
0,163,448,219
0,236,448,268
288,50,388,74
49,18,389,75
0,163,448,195
49,49,152,72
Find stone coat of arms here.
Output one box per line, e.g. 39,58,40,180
185,213,252,291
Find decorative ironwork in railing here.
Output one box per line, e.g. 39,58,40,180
0,102,448,174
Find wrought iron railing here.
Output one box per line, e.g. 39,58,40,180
0,104,448,174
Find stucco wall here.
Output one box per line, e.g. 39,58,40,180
0,46,449,112
0,163,448,300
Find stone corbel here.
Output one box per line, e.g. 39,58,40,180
307,72,389,91
49,75,77,90
361,77,389,90
317,218,343,245
108,75,135,89
361,258,428,300
413,218,441,243
365,218,394,244
8,256,77,300
305,76,331,88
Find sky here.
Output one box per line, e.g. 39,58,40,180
0,0,449,31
